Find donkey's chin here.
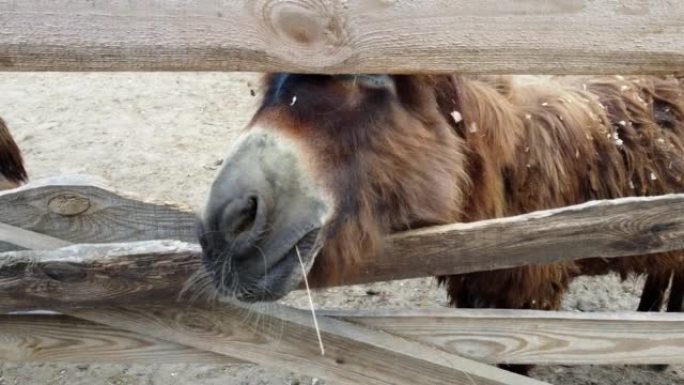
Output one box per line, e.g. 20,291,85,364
226,228,321,303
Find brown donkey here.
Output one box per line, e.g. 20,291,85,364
198,74,684,373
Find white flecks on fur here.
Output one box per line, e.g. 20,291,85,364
650,172,658,181
657,138,666,144
541,102,549,107
290,96,297,106
468,122,478,133
629,179,635,189
618,120,627,127
575,148,580,158
450,110,463,124
525,113,532,120
620,85,630,92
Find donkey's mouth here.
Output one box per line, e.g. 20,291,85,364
231,228,321,303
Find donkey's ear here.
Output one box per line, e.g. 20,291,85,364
337,74,396,92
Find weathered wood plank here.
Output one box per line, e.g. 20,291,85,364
0,0,682,74
66,304,549,385
358,193,684,284
0,175,197,251
3,189,684,306
0,314,240,364
3,310,683,366
0,241,200,310
324,309,684,365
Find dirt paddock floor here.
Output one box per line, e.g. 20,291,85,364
1,73,682,385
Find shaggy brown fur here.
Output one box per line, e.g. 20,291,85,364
436,75,684,312
252,74,684,372
0,117,27,189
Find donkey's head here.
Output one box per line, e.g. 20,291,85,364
199,74,467,302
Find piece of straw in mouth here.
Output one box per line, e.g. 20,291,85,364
296,245,325,356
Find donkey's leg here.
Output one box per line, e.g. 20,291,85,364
637,272,672,371
666,270,684,312
637,272,670,312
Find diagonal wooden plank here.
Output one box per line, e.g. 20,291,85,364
66,304,550,385
360,193,684,285
0,314,241,364
0,0,682,74
0,223,71,251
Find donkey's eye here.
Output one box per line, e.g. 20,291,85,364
338,74,395,93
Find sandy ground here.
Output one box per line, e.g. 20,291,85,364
1,73,682,385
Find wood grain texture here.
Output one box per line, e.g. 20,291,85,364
356,194,684,284
324,309,684,365
67,304,549,385
0,0,682,74
0,175,197,251
0,241,200,311
0,314,239,364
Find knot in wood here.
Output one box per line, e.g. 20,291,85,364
257,0,352,68
48,194,91,216
42,262,86,282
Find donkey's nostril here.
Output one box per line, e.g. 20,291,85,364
220,195,265,255
233,196,258,235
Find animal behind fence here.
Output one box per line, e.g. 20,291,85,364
198,73,684,374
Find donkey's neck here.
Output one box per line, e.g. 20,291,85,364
439,75,523,221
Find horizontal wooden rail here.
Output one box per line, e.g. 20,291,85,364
0,314,239,364
3,176,684,308
0,0,682,74
3,310,683,366
327,309,684,365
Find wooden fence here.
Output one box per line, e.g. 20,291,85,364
2,175,684,385
1,1,684,385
